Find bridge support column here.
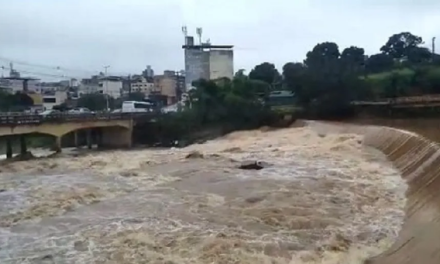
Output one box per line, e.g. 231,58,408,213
101,127,133,149
6,137,12,159
19,135,27,155
54,136,62,153
86,129,92,149
96,129,103,149
74,131,79,148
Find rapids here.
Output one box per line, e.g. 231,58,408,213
0,125,407,264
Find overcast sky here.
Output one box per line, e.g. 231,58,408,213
1,0,439,80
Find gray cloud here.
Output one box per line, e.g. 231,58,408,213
0,0,439,80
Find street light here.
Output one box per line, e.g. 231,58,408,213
103,65,110,111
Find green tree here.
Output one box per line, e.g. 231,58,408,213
249,62,281,87
407,47,432,64
0,92,34,112
380,32,423,60
365,53,394,73
340,46,365,73
77,93,114,111
234,69,247,79
282,62,306,102
305,42,340,69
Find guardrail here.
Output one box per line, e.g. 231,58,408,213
0,112,158,126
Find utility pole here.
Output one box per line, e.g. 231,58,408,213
432,37,436,54
103,65,110,111
128,74,132,97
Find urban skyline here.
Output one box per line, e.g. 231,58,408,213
0,26,233,83
0,26,235,113
2,0,440,80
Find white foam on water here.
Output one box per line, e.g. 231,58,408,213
0,126,407,264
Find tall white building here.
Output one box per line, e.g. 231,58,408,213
182,34,234,90
42,91,67,110
209,50,234,80
99,77,123,98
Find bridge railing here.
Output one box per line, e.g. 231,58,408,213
0,112,158,126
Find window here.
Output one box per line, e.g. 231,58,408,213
134,102,150,109
43,97,56,103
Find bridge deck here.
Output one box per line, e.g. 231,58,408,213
0,112,158,126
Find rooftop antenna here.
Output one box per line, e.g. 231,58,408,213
9,62,14,77
181,26,188,44
196,27,203,44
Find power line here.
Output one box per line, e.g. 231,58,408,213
0,66,80,79
0,56,97,75
0,55,134,77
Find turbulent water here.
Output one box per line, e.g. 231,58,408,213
0,126,407,264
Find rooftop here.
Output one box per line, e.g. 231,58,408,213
182,44,234,50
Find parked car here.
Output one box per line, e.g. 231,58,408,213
39,109,61,117
68,107,94,114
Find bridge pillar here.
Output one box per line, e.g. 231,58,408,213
74,131,79,148
101,126,132,149
54,136,62,153
96,128,103,149
86,129,92,149
19,135,27,155
5,137,12,159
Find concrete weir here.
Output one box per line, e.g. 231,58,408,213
305,120,440,264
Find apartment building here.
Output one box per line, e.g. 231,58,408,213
78,78,100,96
98,76,123,98
183,35,234,90
154,72,178,105
42,91,68,110
130,77,158,96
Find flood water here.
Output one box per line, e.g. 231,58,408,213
0,125,408,264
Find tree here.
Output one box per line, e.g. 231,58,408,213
406,47,432,64
304,42,340,69
249,62,281,86
234,69,247,79
77,93,114,111
12,92,34,108
380,32,423,60
340,46,365,73
282,62,306,101
365,53,394,73
0,92,34,112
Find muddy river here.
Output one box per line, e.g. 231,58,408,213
0,126,406,264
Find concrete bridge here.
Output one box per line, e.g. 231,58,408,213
0,112,157,159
